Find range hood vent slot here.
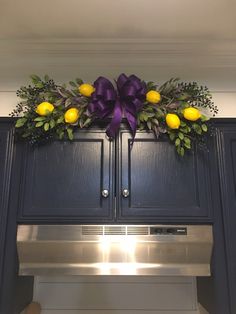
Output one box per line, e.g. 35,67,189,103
127,226,149,235
81,225,149,236
82,226,103,235
104,226,126,235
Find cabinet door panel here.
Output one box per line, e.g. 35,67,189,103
118,131,212,222
217,127,236,313
18,131,114,222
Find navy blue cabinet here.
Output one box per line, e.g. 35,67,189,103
216,122,236,314
17,127,213,223
17,130,114,223
0,121,14,301
1,118,236,313
0,119,33,314
117,130,213,222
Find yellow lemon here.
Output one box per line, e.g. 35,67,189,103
183,107,201,121
64,108,80,124
36,102,54,116
166,113,180,129
146,90,161,104
79,83,95,97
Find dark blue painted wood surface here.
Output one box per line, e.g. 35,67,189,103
0,121,14,307
216,122,236,314
0,118,33,314
197,122,231,314
17,130,115,223
117,130,213,222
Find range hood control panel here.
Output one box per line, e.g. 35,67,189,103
150,227,187,235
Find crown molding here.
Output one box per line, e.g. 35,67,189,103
1,38,236,56
0,38,236,91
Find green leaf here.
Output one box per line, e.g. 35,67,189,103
35,82,44,88
145,106,154,112
34,117,46,122
58,130,65,140
184,137,191,145
147,120,152,130
155,108,164,118
67,128,74,140
30,74,41,85
152,118,159,126
180,147,185,156
200,115,210,122
201,124,208,132
169,132,176,141
22,132,31,138
143,113,149,122
176,145,181,155
159,78,179,95
15,118,27,128
65,98,72,107
184,143,191,149
139,112,148,122
146,112,155,118
177,94,189,101
176,146,185,156
55,99,64,107
69,81,77,87
50,119,56,129
83,118,92,127
44,122,50,131
76,78,84,85
146,81,157,90
35,121,44,127
178,132,184,140
175,138,181,146
57,116,64,124
192,123,202,135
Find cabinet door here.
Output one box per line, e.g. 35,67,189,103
18,131,114,223
217,126,236,313
118,131,212,222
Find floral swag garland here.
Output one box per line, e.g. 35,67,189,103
12,73,218,156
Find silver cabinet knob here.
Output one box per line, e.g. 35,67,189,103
102,189,109,198
122,189,130,198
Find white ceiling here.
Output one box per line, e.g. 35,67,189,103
0,0,236,40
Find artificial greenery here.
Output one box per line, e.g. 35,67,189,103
11,74,218,156
137,78,217,156
12,75,92,145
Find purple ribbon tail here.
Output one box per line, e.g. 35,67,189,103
125,110,137,139
106,101,122,138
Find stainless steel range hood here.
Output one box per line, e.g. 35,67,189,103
17,225,213,276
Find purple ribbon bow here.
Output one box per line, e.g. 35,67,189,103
116,73,147,137
88,74,147,138
88,76,117,119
